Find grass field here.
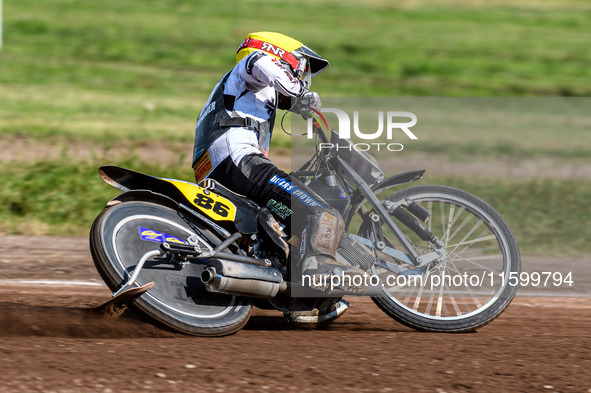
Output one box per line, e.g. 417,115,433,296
0,157,589,256
1,0,590,144
0,0,590,255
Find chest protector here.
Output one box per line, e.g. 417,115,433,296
192,72,275,167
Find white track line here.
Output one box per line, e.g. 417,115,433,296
0,279,105,287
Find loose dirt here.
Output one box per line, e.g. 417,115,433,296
1,138,590,392
0,235,590,393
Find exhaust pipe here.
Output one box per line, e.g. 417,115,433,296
201,259,286,299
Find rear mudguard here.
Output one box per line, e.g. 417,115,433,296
99,165,259,234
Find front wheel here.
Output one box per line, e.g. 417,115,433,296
90,200,252,336
361,185,520,332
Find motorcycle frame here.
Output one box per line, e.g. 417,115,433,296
292,122,431,267
99,120,438,297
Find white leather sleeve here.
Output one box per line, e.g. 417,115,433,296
239,52,305,97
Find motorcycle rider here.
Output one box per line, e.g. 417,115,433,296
192,32,367,299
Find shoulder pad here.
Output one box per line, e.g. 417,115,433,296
245,51,268,75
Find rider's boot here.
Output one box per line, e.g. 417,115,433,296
300,254,369,294
296,210,370,295
284,299,350,328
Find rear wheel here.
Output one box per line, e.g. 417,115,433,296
90,200,251,336
359,185,520,332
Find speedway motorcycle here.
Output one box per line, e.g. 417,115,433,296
89,114,520,336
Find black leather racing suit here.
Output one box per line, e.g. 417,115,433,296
192,50,343,270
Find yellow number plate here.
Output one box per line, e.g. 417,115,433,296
163,179,236,222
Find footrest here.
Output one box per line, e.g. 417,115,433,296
160,242,201,256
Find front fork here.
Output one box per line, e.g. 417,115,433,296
339,158,444,268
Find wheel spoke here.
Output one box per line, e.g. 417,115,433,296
426,201,433,233
447,234,497,249
443,204,456,244
362,186,519,331
446,284,463,316
448,252,503,271
412,270,430,312
446,213,473,245
446,260,486,308
452,228,499,260
439,202,446,236
449,220,483,255
435,274,446,317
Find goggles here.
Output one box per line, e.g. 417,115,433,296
238,37,308,78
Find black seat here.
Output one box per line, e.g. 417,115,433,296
198,178,260,210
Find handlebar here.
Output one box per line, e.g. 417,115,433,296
306,109,330,144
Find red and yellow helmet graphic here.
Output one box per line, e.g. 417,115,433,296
236,31,329,76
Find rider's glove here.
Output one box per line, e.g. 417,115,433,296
292,91,321,119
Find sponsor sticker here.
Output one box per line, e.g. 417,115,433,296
268,174,293,193
139,227,185,244
320,212,336,226
266,199,293,219
300,228,307,257
292,187,322,207
193,151,213,183
268,175,323,207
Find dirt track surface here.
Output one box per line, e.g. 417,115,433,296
1,235,590,393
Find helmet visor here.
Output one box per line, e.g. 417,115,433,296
294,45,330,76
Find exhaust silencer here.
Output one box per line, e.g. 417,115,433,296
201,259,286,299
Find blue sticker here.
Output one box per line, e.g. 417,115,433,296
268,175,322,207
268,175,293,193
138,227,185,244
339,187,348,199
292,187,322,207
